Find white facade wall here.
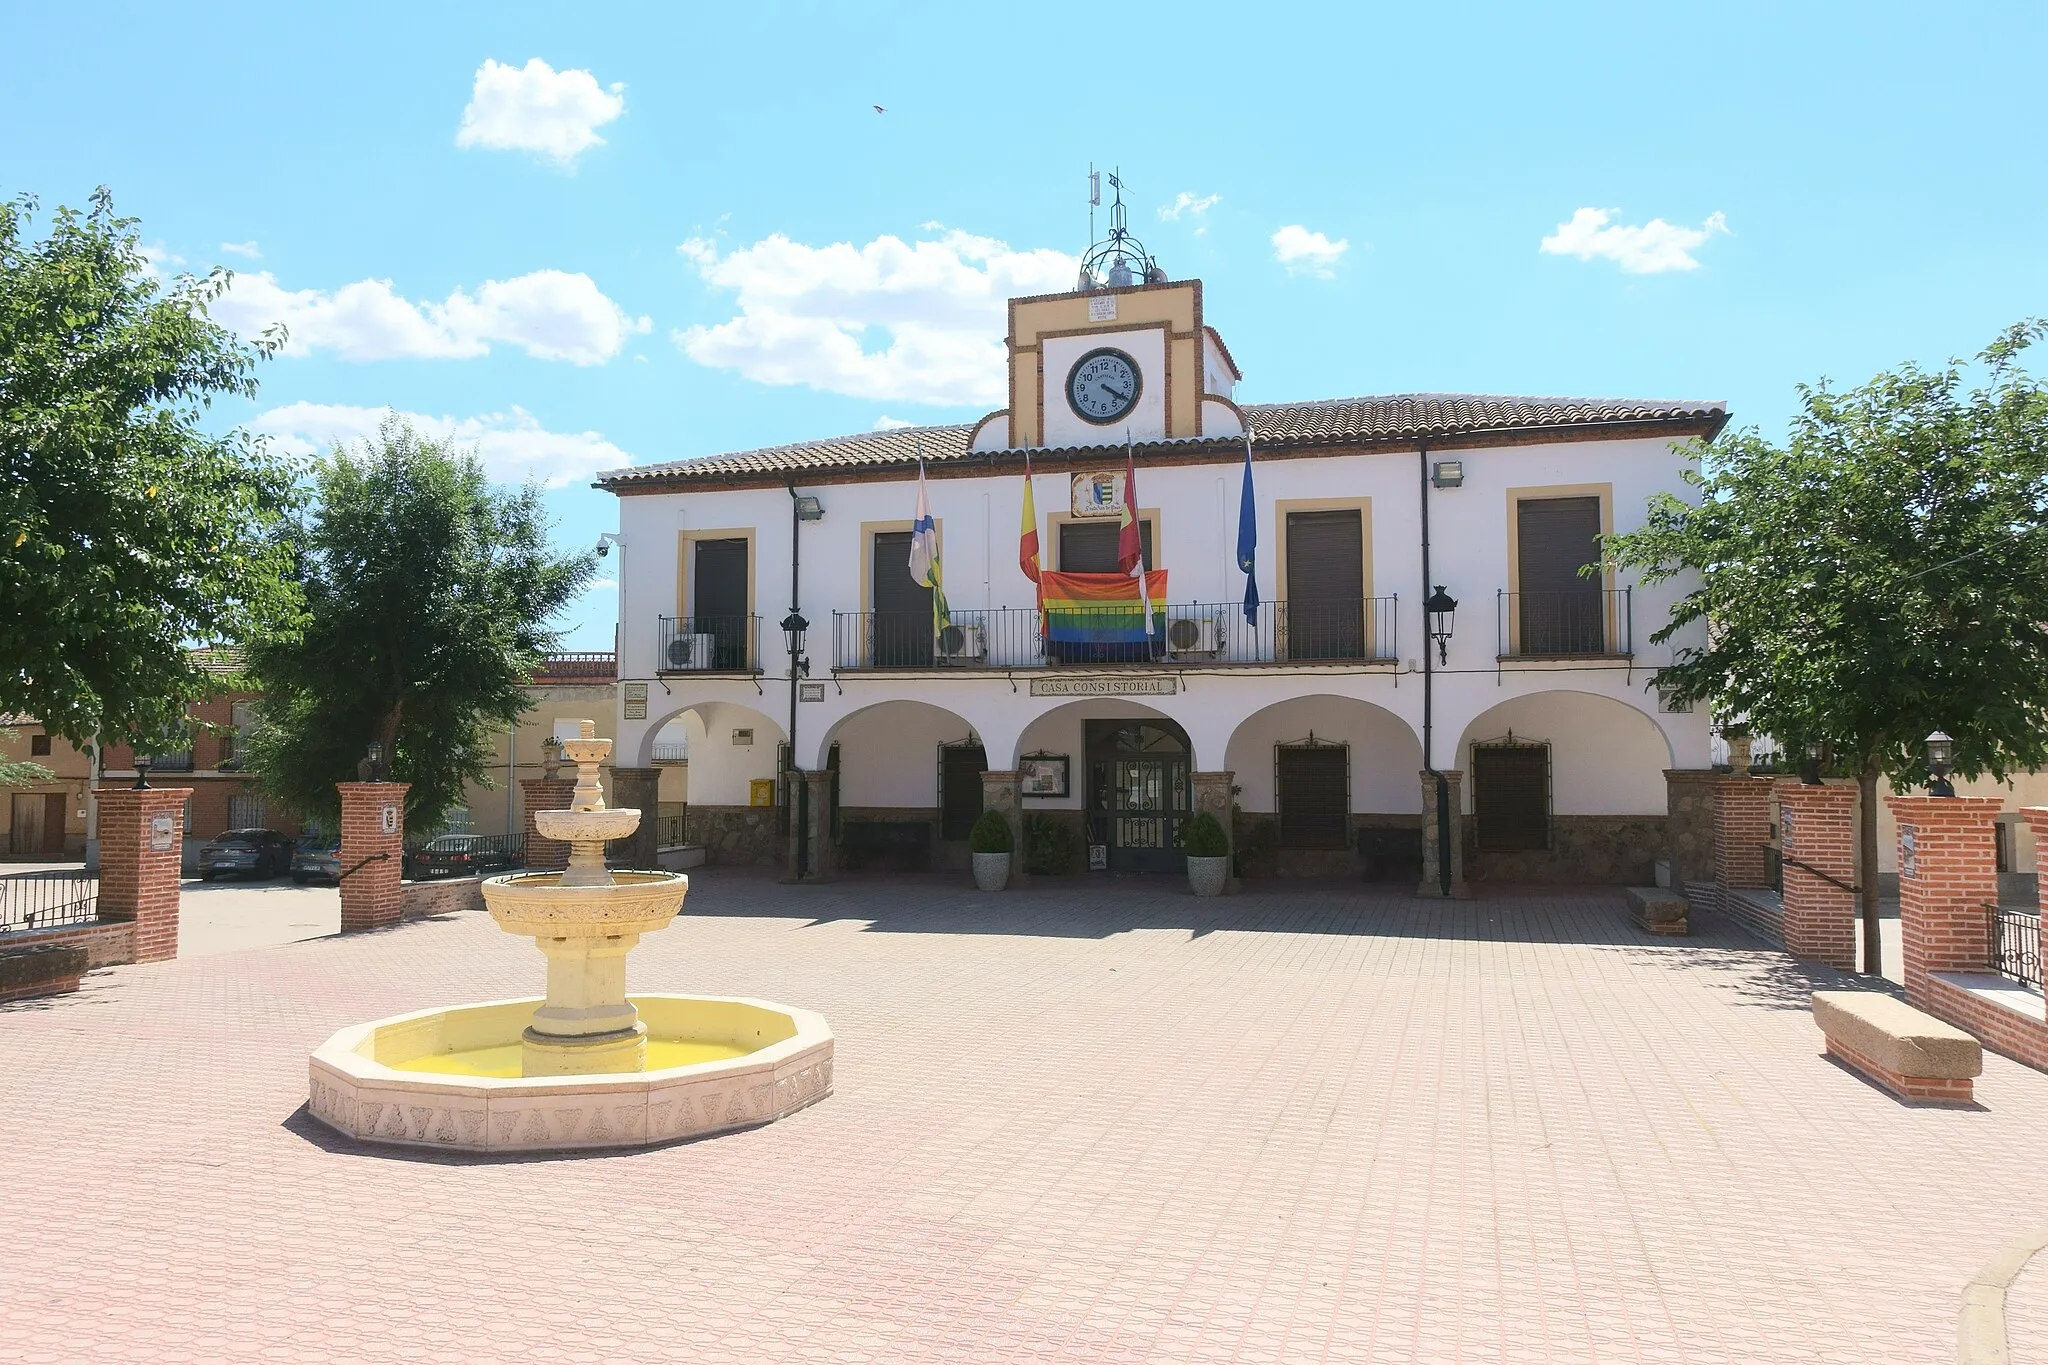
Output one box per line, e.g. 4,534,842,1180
611,433,1713,818
1224,696,1423,814
828,701,982,807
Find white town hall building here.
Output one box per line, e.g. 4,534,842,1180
594,233,1727,892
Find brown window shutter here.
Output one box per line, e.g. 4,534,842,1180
1277,745,1349,850
1059,519,1151,572
1284,510,1364,659
872,530,934,666
1515,498,1602,653
1473,744,1549,851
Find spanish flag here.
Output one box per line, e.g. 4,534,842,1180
1019,456,1041,585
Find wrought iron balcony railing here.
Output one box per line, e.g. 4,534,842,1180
655,615,760,674
830,598,1397,671
1496,587,1632,659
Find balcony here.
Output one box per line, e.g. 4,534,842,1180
1496,588,1632,659
531,651,618,683
655,616,760,674
831,598,1398,671
651,743,689,763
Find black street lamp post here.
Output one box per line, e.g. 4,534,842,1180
1425,585,1458,666
1925,731,1956,798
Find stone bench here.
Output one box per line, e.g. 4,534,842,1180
1626,886,1689,936
1812,990,1982,1104
0,943,90,1004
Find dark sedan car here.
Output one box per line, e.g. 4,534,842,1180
197,829,297,881
291,837,342,884
404,835,518,881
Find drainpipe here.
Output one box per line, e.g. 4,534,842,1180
787,476,807,880
1420,443,1451,895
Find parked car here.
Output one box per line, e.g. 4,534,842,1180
291,836,342,885
404,835,518,881
197,829,297,881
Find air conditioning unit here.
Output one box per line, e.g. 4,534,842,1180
1167,617,1219,656
936,623,987,662
665,632,718,670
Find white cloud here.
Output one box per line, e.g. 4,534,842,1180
1271,224,1348,278
587,577,619,591
248,402,632,489
1540,207,1730,274
456,58,625,165
219,240,261,260
674,226,1075,406
872,415,916,430
211,268,649,364
1158,192,1221,222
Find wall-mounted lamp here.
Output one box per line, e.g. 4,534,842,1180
793,495,825,522
1801,740,1825,786
1424,585,1458,665
1925,730,1956,797
132,754,153,791
780,611,812,674
1431,460,1465,489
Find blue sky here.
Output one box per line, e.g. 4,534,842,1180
7,1,2044,647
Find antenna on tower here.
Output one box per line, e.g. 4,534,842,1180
1088,165,1100,245
1076,166,1162,291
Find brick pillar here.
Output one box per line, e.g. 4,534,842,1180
980,770,1027,889
1888,795,2001,1009
1192,770,1239,893
2022,808,2048,921
1776,781,1858,970
608,766,661,870
1663,769,1719,893
1712,777,1774,917
95,786,191,962
520,777,576,872
1417,769,1469,899
338,782,409,934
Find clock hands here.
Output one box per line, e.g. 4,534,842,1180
1098,382,1133,404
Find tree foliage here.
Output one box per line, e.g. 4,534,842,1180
245,418,594,829
0,730,54,787
0,188,301,751
1609,322,2048,786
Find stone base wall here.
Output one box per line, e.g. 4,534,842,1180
836,808,940,872
689,805,785,867
401,876,485,918
1464,815,1667,885
6,920,136,969
1232,813,1423,881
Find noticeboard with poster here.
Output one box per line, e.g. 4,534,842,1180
749,778,777,808
1019,753,1070,799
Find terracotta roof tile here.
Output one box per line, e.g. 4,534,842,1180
596,392,1726,490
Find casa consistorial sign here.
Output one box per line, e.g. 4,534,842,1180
1029,676,1177,697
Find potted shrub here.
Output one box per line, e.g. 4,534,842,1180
969,808,1013,891
1178,811,1231,897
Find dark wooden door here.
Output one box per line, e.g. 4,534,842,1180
692,538,751,668
1516,498,1603,654
1284,510,1364,660
1277,745,1349,849
41,794,65,854
939,742,988,841
1473,744,1549,850
872,530,933,666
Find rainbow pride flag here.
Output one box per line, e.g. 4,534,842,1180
1040,570,1169,645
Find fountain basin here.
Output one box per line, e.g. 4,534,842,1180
483,868,688,937
307,993,834,1153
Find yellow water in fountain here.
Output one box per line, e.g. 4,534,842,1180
393,1038,753,1078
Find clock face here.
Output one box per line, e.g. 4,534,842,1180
1067,347,1142,425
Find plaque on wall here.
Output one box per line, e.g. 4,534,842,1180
1030,675,1176,697
799,682,825,703
1071,470,1126,518
623,681,648,720
149,812,176,852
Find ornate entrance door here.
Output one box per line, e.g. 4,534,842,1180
1085,721,1191,872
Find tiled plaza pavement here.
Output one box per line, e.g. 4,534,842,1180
4,875,2045,1364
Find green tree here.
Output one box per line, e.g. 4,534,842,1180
1607,323,2048,971
0,730,53,787
245,418,594,829
0,189,300,751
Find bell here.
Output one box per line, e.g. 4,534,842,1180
1108,257,1135,287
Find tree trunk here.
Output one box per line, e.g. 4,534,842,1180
1859,757,1882,976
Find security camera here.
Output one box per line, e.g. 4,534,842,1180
596,532,622,558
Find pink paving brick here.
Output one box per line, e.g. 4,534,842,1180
2,873,2045,1363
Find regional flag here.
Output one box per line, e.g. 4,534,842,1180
907,459,951,637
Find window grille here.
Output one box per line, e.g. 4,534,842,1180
1471,734,1551,852
1275,737,1349,850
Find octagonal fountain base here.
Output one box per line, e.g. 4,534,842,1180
307,993,833,1153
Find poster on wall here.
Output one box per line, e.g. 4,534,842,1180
1019,754,1070,799
749,778,777,808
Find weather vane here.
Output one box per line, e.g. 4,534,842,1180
1078,166,1164,291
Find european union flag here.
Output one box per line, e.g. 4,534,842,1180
1237,434,1259,624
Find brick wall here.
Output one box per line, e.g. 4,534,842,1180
520,777,576,871
94,786,189,962
338,782,409,933
0,920,134,969
1776,781,1857,970
401,875,486,918
1713,777,1774,918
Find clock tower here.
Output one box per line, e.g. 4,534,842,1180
968,175,1244,453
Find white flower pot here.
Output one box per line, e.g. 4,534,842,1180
1186,855,1229,897
972,851,1010,892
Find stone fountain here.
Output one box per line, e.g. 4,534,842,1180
306,722,833,1153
